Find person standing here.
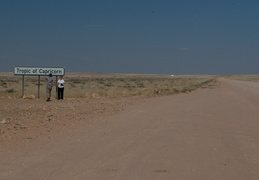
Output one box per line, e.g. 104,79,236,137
46,73,54,102
57,76,65,100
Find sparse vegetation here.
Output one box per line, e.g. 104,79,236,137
5,88,16,93
224,75,259,82
0,73,217,98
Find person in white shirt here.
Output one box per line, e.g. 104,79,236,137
57,76,65,100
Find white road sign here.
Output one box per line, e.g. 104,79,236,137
13,66,65,76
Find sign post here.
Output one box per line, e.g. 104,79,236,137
14,66,65,99
22,75,24,97
38,75,40,99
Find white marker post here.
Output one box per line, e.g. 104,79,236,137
13,66,65,98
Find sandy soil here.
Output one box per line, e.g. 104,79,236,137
1,78,259,179
0,96,140,148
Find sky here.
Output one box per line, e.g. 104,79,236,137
0,0,259,75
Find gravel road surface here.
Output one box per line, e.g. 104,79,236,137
1,78,259,179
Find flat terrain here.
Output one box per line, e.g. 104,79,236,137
0,72,215,98
0,73,215,147
1,74,259,179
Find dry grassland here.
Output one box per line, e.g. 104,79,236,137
0,72,216,99
0,72,216,146
223,74,259,82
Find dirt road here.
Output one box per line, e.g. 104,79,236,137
1,78,259,180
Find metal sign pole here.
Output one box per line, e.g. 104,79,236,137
38,75,40,99
22,75,24,97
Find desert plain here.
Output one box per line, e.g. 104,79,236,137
1,73,259,179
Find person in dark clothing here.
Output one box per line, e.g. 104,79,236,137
46,73,54,101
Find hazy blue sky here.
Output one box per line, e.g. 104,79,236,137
0,0,258,75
